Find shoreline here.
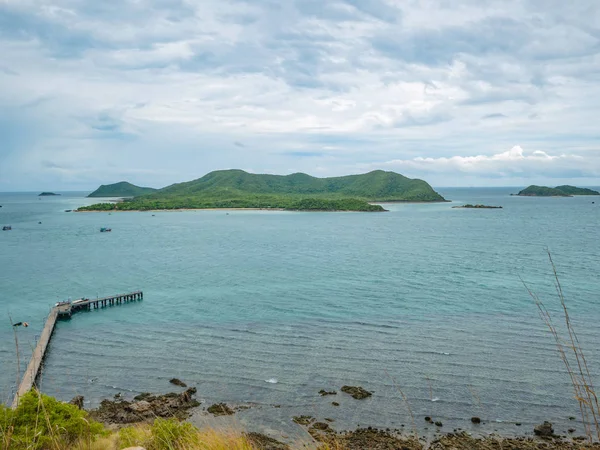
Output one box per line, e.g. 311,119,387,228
75,207,389,213
86,388,592,449
75,207,287,212
75,200,449,213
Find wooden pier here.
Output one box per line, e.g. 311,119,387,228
11,291,143,409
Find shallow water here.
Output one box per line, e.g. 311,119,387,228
1,188,599,439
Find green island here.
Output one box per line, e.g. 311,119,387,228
452,204,503,209
87,181,157,198
516,185,600,197
39,192,60,196
78,169,446,212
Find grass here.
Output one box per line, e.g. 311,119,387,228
523,250,600,443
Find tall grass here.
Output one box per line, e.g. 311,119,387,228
523,250,600,442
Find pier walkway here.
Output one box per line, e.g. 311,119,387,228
11,291,143,409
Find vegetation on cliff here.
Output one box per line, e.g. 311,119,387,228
87,181,157,198
79,169,444,212
517,185,599,197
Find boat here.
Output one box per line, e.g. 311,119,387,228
2,226,11,231
100,227,112,232
54,300,71,307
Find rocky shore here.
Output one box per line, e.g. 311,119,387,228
79,382,600,450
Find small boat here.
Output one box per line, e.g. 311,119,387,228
65,209,72,212
2,226,11,231
100,227,112,232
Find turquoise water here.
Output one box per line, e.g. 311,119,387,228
1,189,599,438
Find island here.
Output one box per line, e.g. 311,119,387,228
77,169,447,212
87,181,157,198
452,204,503,209
39,192,60,196
516,185,600,197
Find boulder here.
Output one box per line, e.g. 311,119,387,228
169,378,187,387
340,385,372,400
90,388,200,424
534,421,554,437
318,389,337,396
207,403,234,416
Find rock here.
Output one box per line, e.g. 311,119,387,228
434,421,443,427
324,418,334,422
534,421,554,437
69,395,84,410
244,432,289,450
169,378,187,387
312,422,330,431
471,417,481,424
292,415,315,426
89,388,200,424
331,402,340,406
568,428,576,433
569,416,576,420
424,416,432,423
341,385,372,400
319,389,337,396
129,401,152,413
207,403,234,416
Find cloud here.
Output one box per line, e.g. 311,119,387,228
368,146,600,180
1,0,600,189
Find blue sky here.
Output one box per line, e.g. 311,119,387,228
1,0,599,190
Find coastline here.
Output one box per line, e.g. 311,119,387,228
74,200,451,213
75,207,287,212
75,207,390,213
86,388,592,449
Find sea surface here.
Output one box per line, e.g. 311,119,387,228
1,188,599,440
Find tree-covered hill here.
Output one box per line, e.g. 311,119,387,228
87,182,157,198
517,185,599,196
79,170,445,212
147,169,445,202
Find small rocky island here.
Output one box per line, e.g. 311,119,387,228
39,192,60,196
452,204,503,209
516,185,599,197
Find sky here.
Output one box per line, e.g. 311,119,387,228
1,0,599,190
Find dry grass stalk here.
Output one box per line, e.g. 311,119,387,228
385,370,418,438
523,250,600,442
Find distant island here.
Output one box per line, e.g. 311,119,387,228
88,181,157,198
39,192,60,196
516,185,600,197
78,169,446,212
452,204,503,209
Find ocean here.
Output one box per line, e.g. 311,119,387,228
1,188,599,439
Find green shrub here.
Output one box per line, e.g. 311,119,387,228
0,390,105,449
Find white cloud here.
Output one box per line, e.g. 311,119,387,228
365,146,598,180
0,0,600,189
